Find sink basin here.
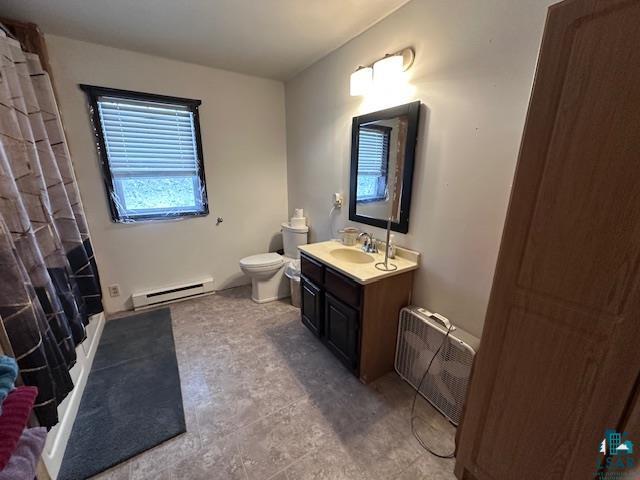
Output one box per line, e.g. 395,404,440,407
299,240,420,284
329,248,375,264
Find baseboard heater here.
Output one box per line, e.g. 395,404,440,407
132,278,214,309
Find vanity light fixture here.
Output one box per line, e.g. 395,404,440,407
350,47,415,96
373,54,404,86
350,66,373,96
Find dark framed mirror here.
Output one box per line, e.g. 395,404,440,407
349,101,420,233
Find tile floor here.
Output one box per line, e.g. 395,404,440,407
91,286,456,480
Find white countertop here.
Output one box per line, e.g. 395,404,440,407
298,240,420,285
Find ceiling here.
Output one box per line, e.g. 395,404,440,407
1,0,409,80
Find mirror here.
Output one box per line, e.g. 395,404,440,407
349,101,420,233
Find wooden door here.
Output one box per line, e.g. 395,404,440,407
620,394,640,479
324,293,360,372
301,276,323,337
455,1,640,479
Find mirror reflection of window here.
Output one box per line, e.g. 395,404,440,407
355,117,407,222
356,125,391,203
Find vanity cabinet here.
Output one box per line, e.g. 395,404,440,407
300,276,323,337
300,252,413,383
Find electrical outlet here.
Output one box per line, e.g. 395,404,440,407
108,284,120,297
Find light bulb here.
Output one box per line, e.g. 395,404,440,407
373,54,404,87
350,66,373,96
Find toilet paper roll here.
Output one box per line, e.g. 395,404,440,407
293,208,304,218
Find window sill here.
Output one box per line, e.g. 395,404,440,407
356,197,387,204
111,209,209,223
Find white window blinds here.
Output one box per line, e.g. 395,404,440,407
357,127,389,176
97,97,199,178
356,126,390,202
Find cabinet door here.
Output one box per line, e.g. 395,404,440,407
324,293,359,372
455,1,640,479
300,276,323,337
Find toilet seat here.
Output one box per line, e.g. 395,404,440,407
239,253,284,272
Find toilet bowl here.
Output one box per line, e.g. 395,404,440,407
239,222,309,303
240,253,291,303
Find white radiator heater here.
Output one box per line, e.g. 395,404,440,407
132,278,214,309
395,306,479,425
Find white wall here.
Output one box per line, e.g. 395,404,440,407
285,0,554,338
47,35,288,313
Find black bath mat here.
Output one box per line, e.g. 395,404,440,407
59,308,185,479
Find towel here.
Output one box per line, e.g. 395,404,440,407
0,386,38,470
0,427,47,480
0,356,18,414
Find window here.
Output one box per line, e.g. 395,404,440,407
356,125,391,203
81,85,208,222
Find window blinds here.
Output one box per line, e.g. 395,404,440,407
97,97,199,178
357,127,390,176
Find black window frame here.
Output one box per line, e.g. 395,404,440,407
80,84,209,223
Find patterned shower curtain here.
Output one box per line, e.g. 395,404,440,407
0,31,103,428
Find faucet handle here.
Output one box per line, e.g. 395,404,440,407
357,232,379,253
370,237,379,253
358,232,371,251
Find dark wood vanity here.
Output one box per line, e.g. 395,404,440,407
299,252,414,383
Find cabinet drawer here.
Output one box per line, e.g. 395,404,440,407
301,253,324,286
325,267,361,308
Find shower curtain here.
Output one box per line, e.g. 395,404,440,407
0,31,103,428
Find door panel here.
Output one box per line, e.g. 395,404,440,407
301,276,323,337
621,391,640,480
455,1,640,479
476,308,601,478
324,293,359,371
517,1,640,316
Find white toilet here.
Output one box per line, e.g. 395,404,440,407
240,222,309,303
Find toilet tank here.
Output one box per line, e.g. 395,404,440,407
281,223,309,258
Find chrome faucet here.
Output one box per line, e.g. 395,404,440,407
358,232,378,253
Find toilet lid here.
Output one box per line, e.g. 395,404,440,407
240,253,284,268
281,222,309,233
